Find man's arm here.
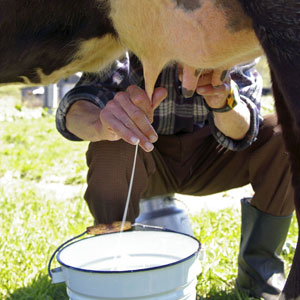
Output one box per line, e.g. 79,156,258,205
196,73,251,140
65,86,167,152
57,54,166,152
65,100,103,142
196,61,263,150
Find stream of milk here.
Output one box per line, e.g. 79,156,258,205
110,143,140,271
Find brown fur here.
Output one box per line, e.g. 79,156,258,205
214,0,253,32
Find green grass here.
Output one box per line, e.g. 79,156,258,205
256,56,271,90
0,109,298,300
0,114,88,183
0,70,296,300
0,109,93,299
0,84,22,101
192,211,298,299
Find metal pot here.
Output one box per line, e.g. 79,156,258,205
49,225,201,300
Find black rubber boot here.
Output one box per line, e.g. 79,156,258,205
236,198,292,300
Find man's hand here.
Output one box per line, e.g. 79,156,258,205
66,85,167,152
177,65,230,105
196,71,251,140
195,71,230,109
177,66,250,140
99,86,166,151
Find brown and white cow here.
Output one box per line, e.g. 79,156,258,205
1,0,299,298
0,0,261,92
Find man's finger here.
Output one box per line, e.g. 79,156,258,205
101,109,155,151
114,92,157,143
196,73,213,87
197,83,229,96
126,85,152,120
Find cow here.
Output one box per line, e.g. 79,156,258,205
0,0,299,299
0,0,124,85
237,2,300,299
0,0,261,90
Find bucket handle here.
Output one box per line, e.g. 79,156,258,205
48,222,134,282
48,230,87,282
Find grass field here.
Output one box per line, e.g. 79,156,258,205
0,59,298,300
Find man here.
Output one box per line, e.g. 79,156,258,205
56,54,294,299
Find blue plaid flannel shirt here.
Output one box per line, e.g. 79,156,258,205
56,54,263,151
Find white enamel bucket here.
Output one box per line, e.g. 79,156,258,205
49,226,201,300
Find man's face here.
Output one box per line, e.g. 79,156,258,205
111,0,262,98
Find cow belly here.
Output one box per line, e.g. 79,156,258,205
20,35,124,86
110,0,262,97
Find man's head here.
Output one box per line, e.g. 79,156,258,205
110,0,262,98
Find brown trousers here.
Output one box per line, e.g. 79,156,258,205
84,114,294,224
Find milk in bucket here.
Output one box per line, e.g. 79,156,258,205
49,226,201,300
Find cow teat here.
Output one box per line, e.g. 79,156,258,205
180,64,201,98
142,59,165,101
110,0,262,99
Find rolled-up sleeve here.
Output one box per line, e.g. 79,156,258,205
208,60,263,151
56,55,135,141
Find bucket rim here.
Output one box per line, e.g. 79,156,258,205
56,229,201,274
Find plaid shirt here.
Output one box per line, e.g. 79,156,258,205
56,53,263,151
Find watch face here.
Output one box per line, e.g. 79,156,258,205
228,80,239,109
227,89,236,109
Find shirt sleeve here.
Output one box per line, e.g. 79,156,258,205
207,59,264,151
55,54,140,141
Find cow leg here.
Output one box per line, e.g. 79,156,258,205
270,69,300,300
236,2,300,296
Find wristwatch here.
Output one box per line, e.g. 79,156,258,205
209,80,239,113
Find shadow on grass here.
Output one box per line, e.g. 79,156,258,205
6,274,68,300
197,288,255,300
